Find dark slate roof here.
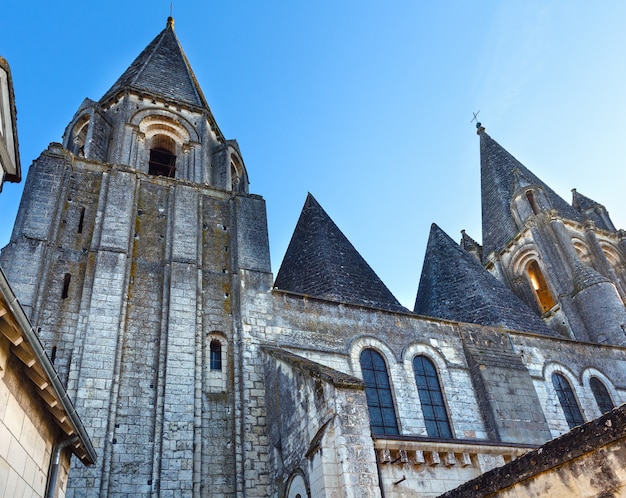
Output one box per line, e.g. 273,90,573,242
571,188,614,231
414,224,557,336
99,17,208,109
480,131,584,259
274,194,407,313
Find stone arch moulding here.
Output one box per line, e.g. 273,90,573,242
599,241,624,267
66,113,91,157
510,244,541,276
542,361,589,421
130,107,198,143
581,367,622,407
348,336,397,378
401,342,448,373
286,470,310,498
571,237,591,263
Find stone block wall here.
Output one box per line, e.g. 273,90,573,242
0,335,72,498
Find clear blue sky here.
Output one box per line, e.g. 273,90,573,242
1,2,625,308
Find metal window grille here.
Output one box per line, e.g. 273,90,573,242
552,373,584,429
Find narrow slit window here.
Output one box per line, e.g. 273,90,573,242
552,372,584,429
210,340,222,371
527,261,555,313
78,207,86,234
590,377,614,414
61,273,71,299
413,355,453,438
360,349,399,436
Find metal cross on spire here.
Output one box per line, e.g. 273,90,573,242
471,110,480,124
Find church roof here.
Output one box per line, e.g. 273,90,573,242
99,17,209,110
480,131,584,259
274,194,407,313
571,188,614,231
414,223,557,336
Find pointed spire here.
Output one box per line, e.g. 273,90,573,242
99,18,209,110
571,188,615,231
414,224,556,336
274,194,406,312
480,132,583,259
460,229,482,262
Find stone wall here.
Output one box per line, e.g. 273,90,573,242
441,404,626,497
0,335,72,498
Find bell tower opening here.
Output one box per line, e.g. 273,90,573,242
527,260,556,313
148,134,177,178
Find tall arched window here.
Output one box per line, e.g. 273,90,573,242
590,377,614,414
527,260,556,313
413,356,452,438
360,349,399,435
210,340,222,371
148,134,176,178
551,373,584,429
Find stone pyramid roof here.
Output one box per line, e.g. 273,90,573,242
99,17,209,109
414,224,556,336
480,131,584,259
274,194,406,313
571,188,614,231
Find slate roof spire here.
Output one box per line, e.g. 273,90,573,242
99,17,210,110
480,131,583,259
414,223,556,336
274,194,406,313
571,188,616,231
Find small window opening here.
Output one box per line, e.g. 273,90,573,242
50,346,57,364
61,273,71,299
590,377,615,414
210,340,222,370
526,190,540,215
148,135,176,178
77,207,86,234
527,261,555,313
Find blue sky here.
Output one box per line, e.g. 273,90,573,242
1,2,625,308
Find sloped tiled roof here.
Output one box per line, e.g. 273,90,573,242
99,17,208,109
571,188,614,231
414,224,556,336
480,131,584,259
274,194,406,313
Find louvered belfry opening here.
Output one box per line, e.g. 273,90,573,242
148,134,177,178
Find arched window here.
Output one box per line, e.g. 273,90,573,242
68,115,90,157
551,373,584,429
230,156,243,192
526,190,540,215
527,260,555,313
148,134,176,178
210,340,222,371
590,377,614,414
360,349,399,435
413,355,452,438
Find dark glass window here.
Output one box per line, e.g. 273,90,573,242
413,355,453,438
552,373,584,429
210,340,222,370
590,377,614,414
360,349,399,435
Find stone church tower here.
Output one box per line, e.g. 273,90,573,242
4,17,626,498
1,18,272,496
475,124,626,344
